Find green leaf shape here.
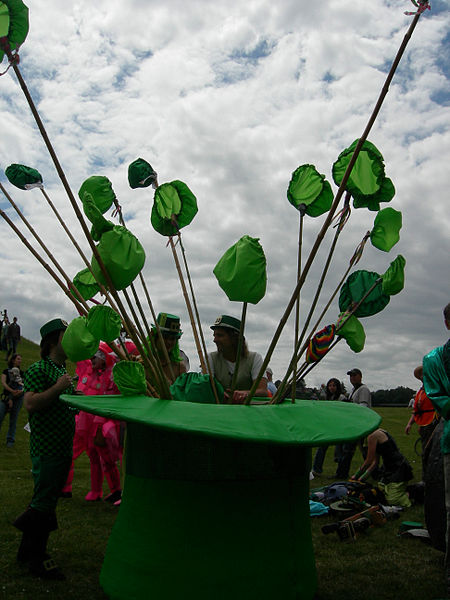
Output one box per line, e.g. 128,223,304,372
82,192,114,237
78,175,115,215
61,316,99,362
5,163,42,190
287,164,333,217
0,0,29,63
151,180,198,236
339,269,390,317
370,207,402,252
381,254,406,296
87,305,121,342
332,139,395,211
213,235,267,304
72,268,100,301
113,361,147,396
336,312,366,353
91,225,146,291
128,158,157,189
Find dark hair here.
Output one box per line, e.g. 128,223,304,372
216,328,249,358
444,303,450,324
40,329,62,358
7,353,21,369
326,378,342,400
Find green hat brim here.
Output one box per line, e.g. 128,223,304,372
61,395,380,446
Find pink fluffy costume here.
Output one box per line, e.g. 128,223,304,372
62,344,122,502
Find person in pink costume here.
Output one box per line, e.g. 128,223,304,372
61,343,122,503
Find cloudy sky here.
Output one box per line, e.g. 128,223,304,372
0,0,448,393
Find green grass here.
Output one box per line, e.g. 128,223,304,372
0,343,446,598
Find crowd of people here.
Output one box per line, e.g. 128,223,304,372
1,305,449,591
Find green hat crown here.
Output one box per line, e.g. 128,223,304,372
210,315,241,333
40,318,68,339
153,313,182,337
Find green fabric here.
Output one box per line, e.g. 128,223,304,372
336,312,366,353
100,466,315,600
377,481,411,508
151,180,198,236
60,395,381,445
381,254,406,296
332,139,395,211
423,344,450,454
112,361,147,396
82,193,114,239
91,225,145,291
370,207,402,252
4,163,42,190
170,372,225,404
24,357,75,457
72,267,100,301
128,158,157,189
339,269,390,317
213,235,267,304
87,305,121,342
61,317,100,362
0,0,29,63
78,175,115,215
287,164,333,217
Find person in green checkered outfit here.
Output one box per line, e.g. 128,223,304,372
13,318,76,580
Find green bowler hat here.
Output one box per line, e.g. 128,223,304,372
40,318,68,339
210,314,241,333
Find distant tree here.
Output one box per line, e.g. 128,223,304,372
372,386,416,406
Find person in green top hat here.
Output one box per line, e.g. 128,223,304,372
13,318,76,581
149,313,187,385
208,315,267,403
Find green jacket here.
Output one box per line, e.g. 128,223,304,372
423,341,450,454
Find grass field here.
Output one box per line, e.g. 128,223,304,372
0,340,446,599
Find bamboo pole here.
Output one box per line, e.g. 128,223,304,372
292,207,305,402
245,11,425,405
168,236,207,373
229,302,248,403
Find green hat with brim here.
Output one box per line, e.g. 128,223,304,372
210,315,241,333
40,318,68,339
152,312,182,338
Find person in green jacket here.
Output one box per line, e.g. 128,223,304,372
423,302,450,596
208,315,267,404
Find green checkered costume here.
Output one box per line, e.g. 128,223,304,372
24,357,76,457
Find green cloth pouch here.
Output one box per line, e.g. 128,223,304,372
287,164,333,217
5,163,42,189
370,207,402,252
381,255,406,296
61,316,99,362
0,0,29,63
79,175,115,215
71,267,100,301
170,372,225,404
87,305,121,342
213,235,267,304
113,361,147,396
339,270,390,317
336,312,366,353
128,158,157,189
151,180,198,236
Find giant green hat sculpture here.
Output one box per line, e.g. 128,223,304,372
0,0,29,63
5,163,42,189
151,180,198,236
61,392,381,600
213,235,267,304
332,139,395,211
339,269,390,317
370,207,402,252
287,164,333,217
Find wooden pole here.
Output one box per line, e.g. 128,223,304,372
292,208,305,402
229,302,248,403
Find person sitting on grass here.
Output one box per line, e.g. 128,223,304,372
351,428,413,507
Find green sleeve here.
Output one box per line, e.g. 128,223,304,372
423,346,450,420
